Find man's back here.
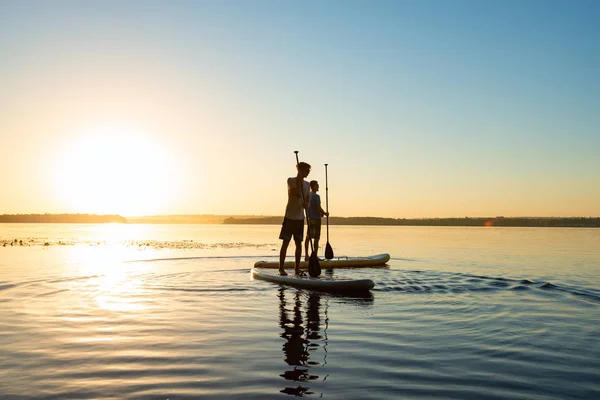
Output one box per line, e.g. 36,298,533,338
285,177,310,220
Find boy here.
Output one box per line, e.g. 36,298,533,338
279,162,311,276
304,180,328,261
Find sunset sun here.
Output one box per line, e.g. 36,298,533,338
54,125,178,216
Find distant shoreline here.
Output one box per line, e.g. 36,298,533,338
0,214,599,227
0,214,127,224
221,216,600,228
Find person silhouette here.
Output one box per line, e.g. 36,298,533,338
278,162,311,276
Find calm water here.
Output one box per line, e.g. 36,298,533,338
1,224,599,399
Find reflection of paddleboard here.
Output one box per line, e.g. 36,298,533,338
253,253,390,269
252,268,375,292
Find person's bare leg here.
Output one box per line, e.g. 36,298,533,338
279,240,290,275
313,239,320,259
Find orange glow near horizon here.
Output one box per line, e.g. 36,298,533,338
53,125,178,216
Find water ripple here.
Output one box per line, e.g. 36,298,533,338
375,269,600,304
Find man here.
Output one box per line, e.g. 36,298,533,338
279,162,311,276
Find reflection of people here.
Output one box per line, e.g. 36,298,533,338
278,287,323,396
305,291,322,344
276,287,373,397
279,290,308,368
279,162,311,276
304,180,328,262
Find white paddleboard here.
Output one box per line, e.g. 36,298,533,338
252,268,375,292
253,253,390,269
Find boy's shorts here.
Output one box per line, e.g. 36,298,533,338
307,218,321,240
279,217,304,242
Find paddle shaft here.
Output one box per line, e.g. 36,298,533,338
325,163,329,242
324,164,334,259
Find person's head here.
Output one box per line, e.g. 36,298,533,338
310,180,319,192
296,162,311,178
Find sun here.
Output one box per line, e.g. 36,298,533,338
54,125,178,216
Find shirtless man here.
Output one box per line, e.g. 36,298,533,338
278,162,311,276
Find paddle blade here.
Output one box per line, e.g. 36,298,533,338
308,251,321,277
325,242,334,260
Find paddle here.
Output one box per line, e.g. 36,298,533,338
324,163,334,260
294,151,321,277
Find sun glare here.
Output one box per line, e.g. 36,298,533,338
54,125,178,216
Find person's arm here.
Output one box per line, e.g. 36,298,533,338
318,196,328,216
303,182,310,209
288,178,302,199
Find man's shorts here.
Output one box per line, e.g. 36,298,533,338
307,218,321,240
279,217,304,242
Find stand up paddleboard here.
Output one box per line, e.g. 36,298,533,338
252,268,375,292
254,253,390,269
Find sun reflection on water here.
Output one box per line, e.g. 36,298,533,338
63,225,158,312
95,278,145,312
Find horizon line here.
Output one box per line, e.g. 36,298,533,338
1,213,599,219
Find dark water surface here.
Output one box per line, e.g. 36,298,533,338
1,224,599,399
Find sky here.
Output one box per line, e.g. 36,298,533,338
1,0,598,218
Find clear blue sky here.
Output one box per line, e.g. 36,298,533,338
1,0,598,217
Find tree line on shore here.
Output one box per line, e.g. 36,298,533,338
1,214,599,227
223,216,600,227
0,214,126,223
